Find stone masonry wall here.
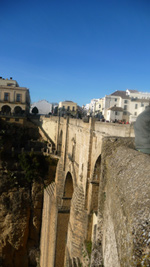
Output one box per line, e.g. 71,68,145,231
39,117,135,266
40,116,59,144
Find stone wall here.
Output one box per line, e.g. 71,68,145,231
39,117,136,266
40,182,57,267
40,116,59,144
95,137,150,267
0,178,43,267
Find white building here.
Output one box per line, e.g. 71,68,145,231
95,98,104,115
106,106,123,122
85,89,150,123
104,89,150,123
84,99,99,115
31,100,53,114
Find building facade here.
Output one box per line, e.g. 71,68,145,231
30,100,53,115
0,77,30,115
58,100,77,116
93,89,150,123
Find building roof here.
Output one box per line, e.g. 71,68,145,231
127,89,139,93
111,90,130,99
108,106,123,111
60,100,77,105
0,77,19,87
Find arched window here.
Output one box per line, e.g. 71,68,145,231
14,106,23,114
1,105,11,114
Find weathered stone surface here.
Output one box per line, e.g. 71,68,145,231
97,137,150,267
0,172,49,267
39,117,135,266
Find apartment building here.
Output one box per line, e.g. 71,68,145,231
0,77,30,116
94,89,150,122
59,100,77,112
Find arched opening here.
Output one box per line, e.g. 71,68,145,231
93,155,101,181
63,172,73,199
55,172,73,267
14,106,23,114
90,155,101,213
86,155,101,244
57,130,63,156
1,105,11,114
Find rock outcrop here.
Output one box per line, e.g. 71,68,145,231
0,177,42,267
0,120,58,267
95,137,150,267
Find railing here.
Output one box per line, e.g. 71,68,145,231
0,100,26,104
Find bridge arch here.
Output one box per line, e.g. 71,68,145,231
92,155,101,182
55,171,74,267
63,171,74,199
89,155,101,213
86,155,102,246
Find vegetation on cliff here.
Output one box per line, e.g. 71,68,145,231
0,119,58,267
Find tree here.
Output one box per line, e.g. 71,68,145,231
32,106,39,114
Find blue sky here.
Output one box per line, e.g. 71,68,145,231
1,0,150,106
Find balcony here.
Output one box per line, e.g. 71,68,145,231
0,99,26,104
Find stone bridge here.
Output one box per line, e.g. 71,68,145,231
38,116,150,266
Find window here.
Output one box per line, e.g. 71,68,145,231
141,103,144,107
124,105,127,110
99,104,101,108
115,111,118,115
134,112,137,116
115,98,117,102
123,111,127,115
67,106,70,111
4,93,9,101
124,100,128,104
16,94,21,102
72,106,75,111
135,104,138,109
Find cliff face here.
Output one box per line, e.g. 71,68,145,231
0,120,57,267
0,177,43,267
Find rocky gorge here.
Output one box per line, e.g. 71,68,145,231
0,120,58,267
